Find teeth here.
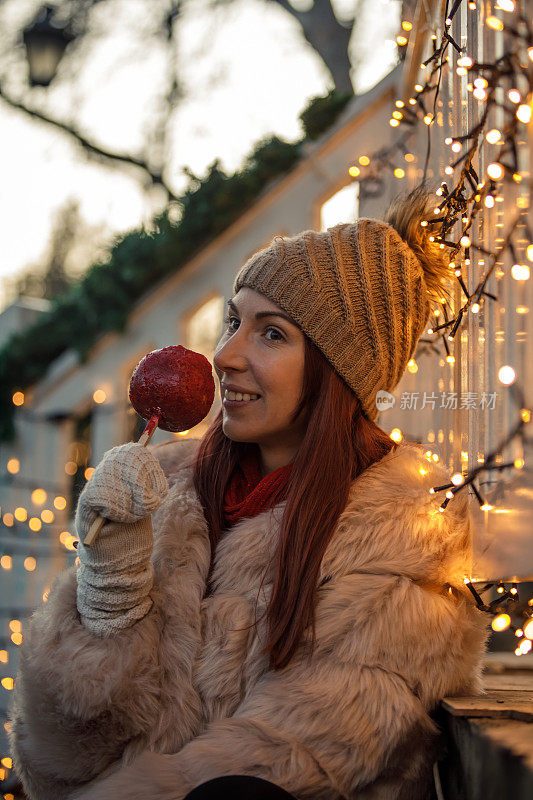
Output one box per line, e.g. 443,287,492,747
225,390,260,401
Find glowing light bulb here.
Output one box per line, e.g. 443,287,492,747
29,517,42,532
54,496,67,511
471,303,480,313
460,235,471,247
484,195,495,208
451,473,464,486
6,459,19,474
498,365,516,385
84,467,95,480
12,391,24,406
65,461,77,476
392,110,403,119
457,56,473,67
474,77,488,89
511,264,530,280
407,359,418,373
487,162,504,180
402,20,413,30
24,557,36,572
486,128,501,143
492,613,511,631
396,35,408,46
524,617,533,639
359,155,370,166
451,141,461,152
349,166,360,177
41,509,54,523
473,87,487,100
395,100,405,108
14,507,27,522
496,0,515,10
486,16,504,30
31,489,47,506
394,168,405,178
517,104,532,124
93,389,107,404
445,166,454,175
390,429,403,443
507,89,521,104
389,118,400,127
424,114,433,125
527,245,533,262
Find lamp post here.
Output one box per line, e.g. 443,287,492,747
22,4,76,87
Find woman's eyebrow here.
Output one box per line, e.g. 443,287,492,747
227,299,294,325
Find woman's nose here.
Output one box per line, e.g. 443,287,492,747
213,332,248,374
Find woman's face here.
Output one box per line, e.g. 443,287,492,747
213,287,307,469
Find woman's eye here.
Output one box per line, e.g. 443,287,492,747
223,316,284,341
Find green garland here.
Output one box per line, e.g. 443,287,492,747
0,90,352,442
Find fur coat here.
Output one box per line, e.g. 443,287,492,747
8,438,490,800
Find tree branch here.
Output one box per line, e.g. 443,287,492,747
0,82,179,202
266,0,355,93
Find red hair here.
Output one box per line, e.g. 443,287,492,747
193,335,398,670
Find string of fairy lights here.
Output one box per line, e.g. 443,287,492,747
349,0,533,654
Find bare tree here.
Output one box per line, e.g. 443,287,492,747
3,198,108,302
265,0,358,94
0,0,369,203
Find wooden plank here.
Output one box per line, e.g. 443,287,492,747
483,652,533,672
482,672,533,691
442,689,533,721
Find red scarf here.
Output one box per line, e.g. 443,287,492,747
223,447,293,527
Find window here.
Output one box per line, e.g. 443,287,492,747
186,295,224,360
68,409,92,514
182,295,225,439
320,182,360,231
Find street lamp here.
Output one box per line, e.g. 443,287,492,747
22,4,76,87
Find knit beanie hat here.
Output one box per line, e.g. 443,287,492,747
232,187,452,423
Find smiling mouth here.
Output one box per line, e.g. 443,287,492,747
223,396,261,408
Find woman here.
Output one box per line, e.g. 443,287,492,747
8,186,490,800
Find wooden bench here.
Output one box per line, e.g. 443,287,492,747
431,653,533,799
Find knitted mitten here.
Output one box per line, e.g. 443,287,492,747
74,443,169,637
